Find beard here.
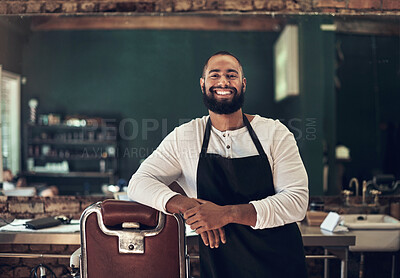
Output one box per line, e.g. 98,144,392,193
202,84,245,115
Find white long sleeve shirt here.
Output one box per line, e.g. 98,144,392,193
128,114,309,229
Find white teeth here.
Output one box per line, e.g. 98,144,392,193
215,90,231,95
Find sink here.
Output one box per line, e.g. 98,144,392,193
340,214,400,252
325,204,388,215
341,214,400,230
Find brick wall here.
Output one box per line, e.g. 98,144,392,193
0,196,106,278
0,0,399,15
0,195,106,220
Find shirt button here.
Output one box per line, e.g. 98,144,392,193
223,133,226,137
226,145,230,149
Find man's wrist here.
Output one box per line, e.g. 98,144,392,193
226,204,257,227
226,205,237,224
166,194,197,214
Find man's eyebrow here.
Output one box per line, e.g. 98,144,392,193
208,69,239,74
208,69,221,74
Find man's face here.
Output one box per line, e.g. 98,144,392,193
200,55,247,115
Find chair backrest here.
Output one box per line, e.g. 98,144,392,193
80,199,188,278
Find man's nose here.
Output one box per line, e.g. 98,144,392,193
218,76,229,87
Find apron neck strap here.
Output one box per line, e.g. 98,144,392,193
242,114,267,157
201,117,212,156
201,114,267,157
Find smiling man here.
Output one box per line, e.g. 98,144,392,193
201,53,245,115
128,51,309,277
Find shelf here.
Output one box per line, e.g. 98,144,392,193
23,118,118,193
28,156,116,161
27,123,117,130
22,171,114,178
28,139,117,145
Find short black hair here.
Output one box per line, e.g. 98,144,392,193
202,51,244,78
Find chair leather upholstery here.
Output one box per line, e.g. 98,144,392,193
84,200,181,277
101,199,158,227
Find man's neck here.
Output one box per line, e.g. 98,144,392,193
209,109,245,132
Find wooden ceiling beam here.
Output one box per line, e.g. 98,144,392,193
30,15,400,36
31,15,284,32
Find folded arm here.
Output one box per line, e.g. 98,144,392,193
184,121,309,231
128,129,225,248
250,121,309,229
184,199,257,233
166,195,226,248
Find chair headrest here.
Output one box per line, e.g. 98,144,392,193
101,199,159,227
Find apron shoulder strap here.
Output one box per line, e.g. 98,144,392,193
243,114,267,158
200,117,212,156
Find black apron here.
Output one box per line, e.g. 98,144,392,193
196,114,308,278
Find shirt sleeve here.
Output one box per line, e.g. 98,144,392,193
249,120,309,229
127,128,183,214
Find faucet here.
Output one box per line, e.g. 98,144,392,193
369,189,381,206
349,177,359,197
362,180,367,205
347,179,381,207
341,190,352,206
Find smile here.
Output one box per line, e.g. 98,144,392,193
214,89,233,96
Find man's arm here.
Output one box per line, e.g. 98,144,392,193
249,120,308,229
184,200,257,233
128,129,183,213
128,128,226,248
166,195,226,248
184,120,308,231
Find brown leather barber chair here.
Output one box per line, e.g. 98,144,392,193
79,199,189,278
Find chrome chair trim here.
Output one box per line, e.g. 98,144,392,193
80,201,188,278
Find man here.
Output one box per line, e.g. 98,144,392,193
128,51,309,277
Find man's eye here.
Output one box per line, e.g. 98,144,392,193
210,74,220,78
228,75,238,79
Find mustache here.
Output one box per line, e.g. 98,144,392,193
209,86,238,95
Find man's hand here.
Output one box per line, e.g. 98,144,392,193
200,228,226,249
184,199,231,234
166,195,226,248
184,199,257,233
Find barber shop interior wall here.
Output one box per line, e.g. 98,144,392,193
0,18,26,74
21,29,279,183
336,33,400,185
274,17,335,196
274,21,400,195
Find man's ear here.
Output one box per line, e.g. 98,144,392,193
242,77,247,92
200,77,205,93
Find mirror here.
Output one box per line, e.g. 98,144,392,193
334,18,400,195
0,13,399,196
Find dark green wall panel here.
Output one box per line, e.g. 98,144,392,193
336,34,400,185
22,29,278,180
